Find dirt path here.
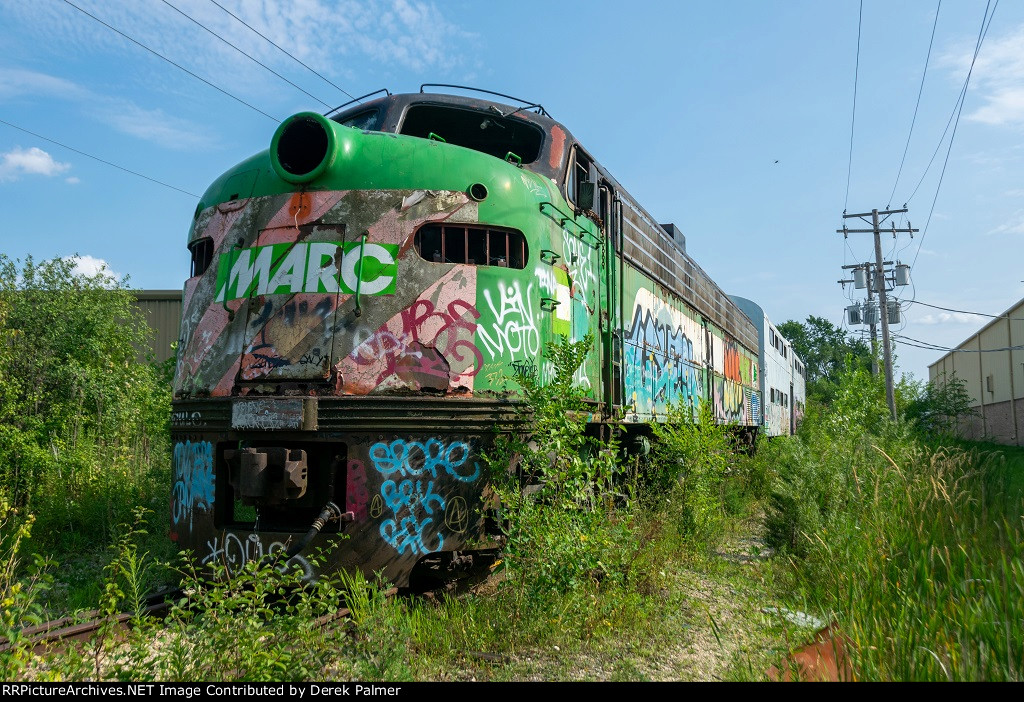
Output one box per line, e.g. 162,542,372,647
468,512,813,682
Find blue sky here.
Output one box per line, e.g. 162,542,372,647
1,0,1022,380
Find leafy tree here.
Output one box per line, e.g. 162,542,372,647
900,371,976,438
778,315,872,405
0,255,171,546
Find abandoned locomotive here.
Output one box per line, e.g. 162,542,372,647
170,86,767,587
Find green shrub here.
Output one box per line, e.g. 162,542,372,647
648,400,733,541
0,255,171,554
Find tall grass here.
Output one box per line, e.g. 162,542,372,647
764,362,1024,680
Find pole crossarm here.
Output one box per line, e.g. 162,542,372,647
837,228,918,234
835,207,906,420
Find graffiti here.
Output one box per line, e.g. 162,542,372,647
714,377,746,424
724,340,742,383
345,459,370,521
298,351,330,366
231,398,303,430
624,292,702,419
572,362,592,390
202,532,313,580
509,359,537,379
369,494,384,519
282,298,334,328
369,439,480,483
477,281,540,360
170,410,203,428
171,441,215,530
214,241,399,302
346,298,482,391
444,497,470,533
368,438,480,556
562,230,598,304
239,328,290,380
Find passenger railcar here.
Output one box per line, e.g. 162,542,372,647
170,86,763,586
729,296,807,436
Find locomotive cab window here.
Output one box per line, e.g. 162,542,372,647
414,224,527,268
399,104,543,163
567,146,597,209
333,107,382,131
189,237,213,277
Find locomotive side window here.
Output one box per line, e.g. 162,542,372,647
399,104,543,163
567,146,597,210
414,224,527,269
189,237,213,277
336,108,381,131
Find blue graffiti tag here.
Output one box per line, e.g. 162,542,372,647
172,440,215,530
624,304,701,419
369,438,480,482
369,438,480,555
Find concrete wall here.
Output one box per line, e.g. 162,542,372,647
928,297,1024,446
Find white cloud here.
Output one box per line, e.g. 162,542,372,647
916,312,988,325
0,67,87,100
0,146,71,181
65,255,119,280
941,24,1024,126
4,1,473,99
988,210,1024,235
0,66,215,150
93,100,215,150
968,87,1024,126
66,176,80,184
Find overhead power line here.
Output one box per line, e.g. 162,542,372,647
906,299,1024,321
61,0,279,122
911,0,998,270
844,0,863,214
894,333,1024,353
159,0,333,110
207,0,360,105
0,118,199,197
887,1,942,208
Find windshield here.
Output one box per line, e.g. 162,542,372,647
399,104,543,164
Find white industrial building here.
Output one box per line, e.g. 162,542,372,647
927,296,1024,446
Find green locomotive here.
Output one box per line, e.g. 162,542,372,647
171,86,761,586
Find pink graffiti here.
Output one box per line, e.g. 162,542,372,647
347,299,481,391
339,268,481,393
346,458,370,522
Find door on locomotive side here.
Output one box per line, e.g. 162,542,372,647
563,145,604,398
598,182,621,418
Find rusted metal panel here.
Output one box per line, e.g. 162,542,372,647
231,398,304,430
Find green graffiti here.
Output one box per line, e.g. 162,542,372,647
214,241,398,302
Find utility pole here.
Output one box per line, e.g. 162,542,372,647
839,260,885,377
838,209,918,421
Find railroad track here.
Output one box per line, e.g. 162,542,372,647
0,585,405,657
0,588,181,655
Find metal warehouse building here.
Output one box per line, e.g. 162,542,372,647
928,296,1024,446
133,290,182,364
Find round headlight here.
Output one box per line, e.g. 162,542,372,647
270,112,337,184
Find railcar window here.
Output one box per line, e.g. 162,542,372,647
567,147,595,207
335,108,381,131
399,105,543,163
189,237,213,277
414,224,527,268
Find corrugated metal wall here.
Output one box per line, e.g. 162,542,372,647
928,296,1024,446
133,290,182,364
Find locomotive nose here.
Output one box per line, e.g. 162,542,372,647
270,111,338,184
